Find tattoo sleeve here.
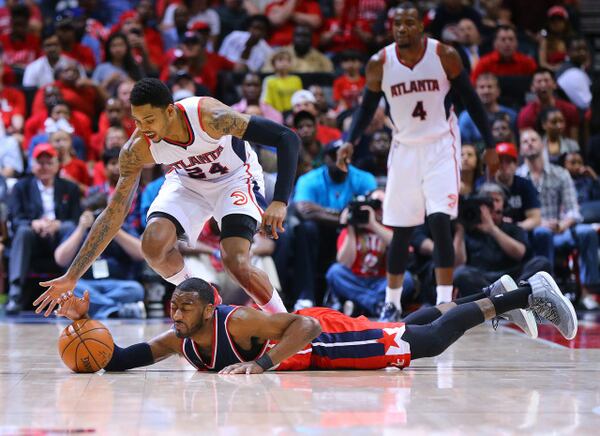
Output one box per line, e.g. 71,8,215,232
205,100,250,138
65,144,143,279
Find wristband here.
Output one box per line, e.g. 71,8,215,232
255,353,273,370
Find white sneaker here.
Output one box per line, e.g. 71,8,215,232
293,299,314,311
488,275,538,338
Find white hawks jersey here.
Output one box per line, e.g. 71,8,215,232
380,38,455,145
146,96,258,181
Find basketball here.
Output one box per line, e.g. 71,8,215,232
57,319,114,373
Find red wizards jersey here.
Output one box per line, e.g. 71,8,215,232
180,306,411,372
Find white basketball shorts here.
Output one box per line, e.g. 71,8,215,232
383,128,461,227
147,159,266,243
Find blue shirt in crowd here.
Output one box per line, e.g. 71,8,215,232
293,165,377,211
458,105,517,144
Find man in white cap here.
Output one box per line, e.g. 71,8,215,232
290,89,341,144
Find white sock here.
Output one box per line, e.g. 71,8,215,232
259,290,287,313
385,286,402,310
436,285,454,305
165,265,192,285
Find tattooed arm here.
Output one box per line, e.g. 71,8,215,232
200,97,300,239
34,132,155,316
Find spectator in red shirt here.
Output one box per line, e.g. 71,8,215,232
160,28,234,95
32,59,107,121
517,68,580,140
320,0,372,54
471,24,537,83
0,4,40,70
0,55,24,135
115,10,163,75
332,50,366,113
54,13,96,73
326,189,414,316
50,130,91,194
91,98,135,161
24,87,92,152
266,0,323,47
290,89,342,144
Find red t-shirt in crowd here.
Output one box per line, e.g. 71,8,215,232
62,43,97,71
517,98,580,133
23,110,92,151
0,33,41,67
337,228,387,278
0,86,25,129
61,158,92,187
321,18,371,53
32,82,99,120
316,123,342,145
160,51,234,95
266,0,322,47
471,50,537,83
333,75,366,109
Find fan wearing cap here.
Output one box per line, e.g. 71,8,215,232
538,6,573,71
34,78,300,318
5,143,81,315
493,142,541,231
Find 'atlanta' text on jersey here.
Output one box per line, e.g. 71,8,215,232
389,79,440,97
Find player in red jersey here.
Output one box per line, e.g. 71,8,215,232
51,275,576,374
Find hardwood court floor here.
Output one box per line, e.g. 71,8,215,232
1,317,599,435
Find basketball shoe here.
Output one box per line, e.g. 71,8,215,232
527,271,578,340
487,275,538,338
378,302,401,322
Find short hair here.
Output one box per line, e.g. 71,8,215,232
476,72,499,85
102,147,121,166
245,14,270,32
494,24,517,39
176,278,215,305
11,4,30,20
396,1,419,17
130,78,174,108
271,48,291,67
533,67,556,81
479,182,507,201
293,110,316,127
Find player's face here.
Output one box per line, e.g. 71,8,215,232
392,8,423,48
170,292,210,338
131,104,173,143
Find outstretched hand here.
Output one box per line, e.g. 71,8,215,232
55,290,90,321
260,201,287,239
34,274,78,317
219,361,265,374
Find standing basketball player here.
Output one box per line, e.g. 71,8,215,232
337,3,500,321
34,78,300,316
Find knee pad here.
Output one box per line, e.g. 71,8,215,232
428,213,454,268
387,227,414,275
220,214,257,242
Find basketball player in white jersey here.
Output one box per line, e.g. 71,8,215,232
34,78,300,316
337,3,503,322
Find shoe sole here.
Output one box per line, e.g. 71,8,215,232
533,271,578,340
498,275,538,339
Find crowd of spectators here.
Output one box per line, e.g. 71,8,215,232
0,0,598,317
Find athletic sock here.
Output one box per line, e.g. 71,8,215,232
259,289,287,313
489,286,532,315
436,285,453,305
165,265,192,285
385,286,402,311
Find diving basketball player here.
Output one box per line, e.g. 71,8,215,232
34,78,300,316
51,273,577,373
337,2,501,322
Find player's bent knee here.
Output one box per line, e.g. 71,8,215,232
141,221,177,261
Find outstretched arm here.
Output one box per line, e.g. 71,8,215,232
438,43,498,175
34,133,154,316
219,307,322,374
200,98,300,239
55,291,179,371
336,53,384,171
